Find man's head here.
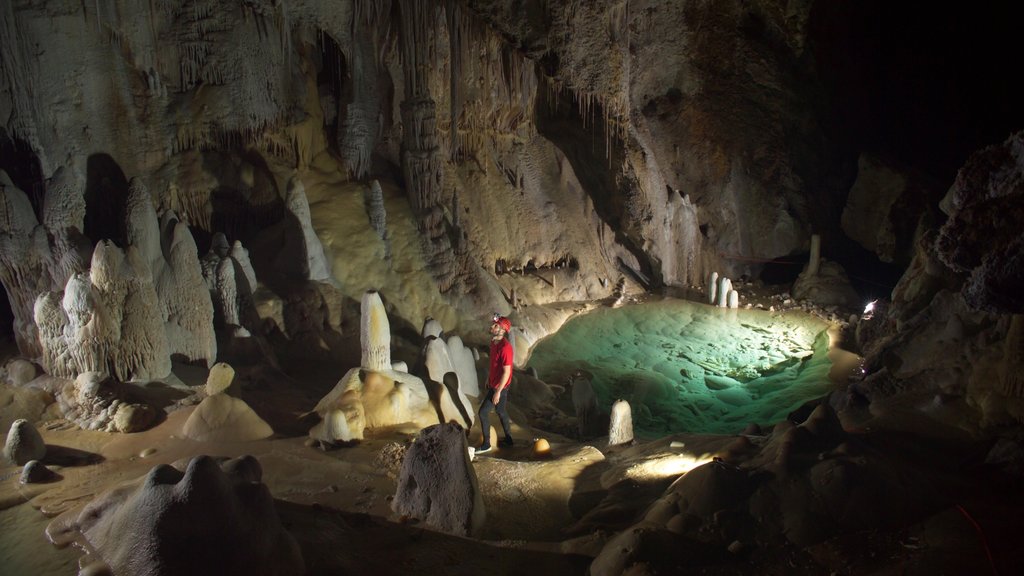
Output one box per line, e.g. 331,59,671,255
490,316,511,338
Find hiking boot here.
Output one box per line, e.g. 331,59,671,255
498,437,514,448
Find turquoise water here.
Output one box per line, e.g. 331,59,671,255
527,299,834,435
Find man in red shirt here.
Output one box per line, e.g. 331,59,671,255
477,316,514,453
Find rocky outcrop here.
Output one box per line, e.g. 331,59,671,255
3,418,46,465
391,422,485,536
56,372,157,433
936,130,1024,313
46,455,304,576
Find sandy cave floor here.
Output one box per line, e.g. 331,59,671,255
2,304,1024,575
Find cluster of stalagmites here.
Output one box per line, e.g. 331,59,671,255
707,271,740,309
1,171,217,384
309,290,481,447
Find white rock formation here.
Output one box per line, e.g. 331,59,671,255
422,317,443,339
708,271,719,304
284,176,335,285
311,368,413,442
727,289,739,309
56,372,157,433
391,422,485,536
717,276,732,308
424,337,474,424
182,393,273,442
37,240,173,382
161,222,217,366
446,335,480,398
3,418,46,465
361,290,391,371
608,400,634,446
205,362,237,396
46,455,304,576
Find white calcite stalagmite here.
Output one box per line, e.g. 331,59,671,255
391,422,485,537
0,172,55,357
284,176,335,285
45,455,304,576
3,418,46,465
708,271,719,304
424,337,473,427
205,362,237,396
717,276,732,308
446,335,480,398
422,317,443,339
361,290,391,371
124,177,163,274
162,222,217,367
727,289,739,309
214,257,241,327
608,399,634,446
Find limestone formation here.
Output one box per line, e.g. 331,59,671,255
791,259,861,309
717,276,732,308
311,368,414,443
365,179,389,257
424,337,473,426
391,422,485,536
3,358,39,386
0,172,57,357
284,176,335,285
361,290,391,371
608,400,633,446
727,289,739,309
3,418,46,465
205,362,237,396
182,393,273,442
20,459,58,484
421,317,443,339
57,373,157,433
35,241,172,382
46,455,304,576
446,335,480,398
708,271,719,304
161,221,217,367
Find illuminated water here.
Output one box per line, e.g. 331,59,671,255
527,299,835,435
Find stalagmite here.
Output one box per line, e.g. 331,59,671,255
717,276,732,308
3,419,46,465
422,317,443,339
808,233,821,276
285,176,335,285
608,399,633,446
446,335,479,398
164,223,217,367
728,289,739,309
708,271,719,304
124,177,162,274
361,290,391,371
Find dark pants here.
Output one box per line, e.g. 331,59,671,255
478,387,512,446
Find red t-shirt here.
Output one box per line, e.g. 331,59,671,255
487,338,513,390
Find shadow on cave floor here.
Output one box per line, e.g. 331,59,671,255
277,499,593,576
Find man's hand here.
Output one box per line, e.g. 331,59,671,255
492,390,501,405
